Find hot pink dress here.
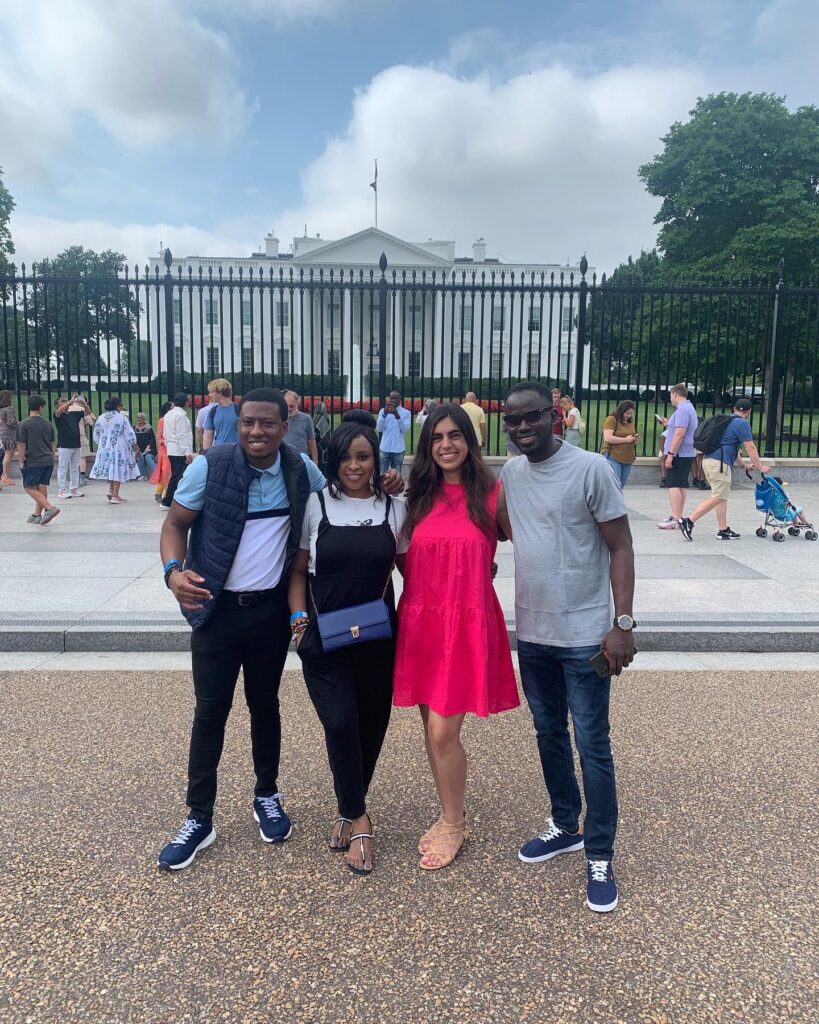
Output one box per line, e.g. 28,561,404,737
393,481,519,718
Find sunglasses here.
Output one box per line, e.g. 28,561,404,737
502,406,552,428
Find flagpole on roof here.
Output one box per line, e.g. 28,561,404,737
370,159,378,229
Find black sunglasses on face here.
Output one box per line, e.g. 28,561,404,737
502,406,552,428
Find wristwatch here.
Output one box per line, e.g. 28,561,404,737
613,614,636,631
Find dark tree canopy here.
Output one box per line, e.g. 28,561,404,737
639,92,819,281
0,167,15,280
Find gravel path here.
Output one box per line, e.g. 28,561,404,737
2,668,817,1023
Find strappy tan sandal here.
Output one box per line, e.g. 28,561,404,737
329,816,352,852
347,827,373,876
419,818,470,871
418,814,446,854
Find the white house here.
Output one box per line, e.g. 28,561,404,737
148,228,590,398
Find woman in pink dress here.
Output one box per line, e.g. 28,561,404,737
393,403,518,870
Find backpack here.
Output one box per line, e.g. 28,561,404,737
693,414,733,456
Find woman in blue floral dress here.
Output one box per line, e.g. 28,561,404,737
90,396,140,502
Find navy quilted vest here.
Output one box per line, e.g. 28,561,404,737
182,443,310,631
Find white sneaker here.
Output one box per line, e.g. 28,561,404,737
58,491,69,499
657,516,679,530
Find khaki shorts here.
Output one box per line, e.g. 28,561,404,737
703,458,732,499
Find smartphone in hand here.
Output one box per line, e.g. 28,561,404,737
590,648,611,678
654,413,665,424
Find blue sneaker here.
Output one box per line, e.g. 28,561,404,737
586,859,618,912
157,817,215,871
518,817,584,863
253,794,292,843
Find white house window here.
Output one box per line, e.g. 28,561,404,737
460,304,473,332
206,346,220,375
492,305,505,332
527,352,540,377
276,301,289,328
241,347,254,376
242,299,252,327
172,298,182,326
559,352,571,380
490,350,504,377
205,298,219,327
276,349,291,376
561,306,573,333
407,351,421,377
174,345,182,373
458,352,471,378
528,305,541,332
327,349,341,375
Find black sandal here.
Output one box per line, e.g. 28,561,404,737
329,816,351,852
347,830,374,876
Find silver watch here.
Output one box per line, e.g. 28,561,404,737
613,614,636,631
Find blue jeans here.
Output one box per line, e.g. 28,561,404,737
603,453,632,487
379,450,404,475
137,452,157,478
517,640,618,860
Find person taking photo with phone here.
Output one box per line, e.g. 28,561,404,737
500,381,635,914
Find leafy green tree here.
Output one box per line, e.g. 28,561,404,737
27,247,142,379
639,92,819,281
0,167,14,279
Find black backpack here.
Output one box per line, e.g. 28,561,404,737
693,414,733,456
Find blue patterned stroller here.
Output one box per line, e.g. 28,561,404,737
754,474,817,542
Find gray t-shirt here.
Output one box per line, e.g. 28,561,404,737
500,443,628,648
18,415,56,467
283,410,315,456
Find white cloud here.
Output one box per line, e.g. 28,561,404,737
0,0,251,183
270,62,705,273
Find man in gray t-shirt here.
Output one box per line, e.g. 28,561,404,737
283,391,317,462
500,382,635,914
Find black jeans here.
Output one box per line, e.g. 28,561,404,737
162,455,188,506
298,623,394,820
186,588,291,820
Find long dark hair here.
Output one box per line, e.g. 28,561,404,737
159,401,173,417
404,403,494,538
325,422,383,500
613,400,635,423
104,395,122,412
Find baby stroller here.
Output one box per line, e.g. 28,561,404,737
754,473,817,542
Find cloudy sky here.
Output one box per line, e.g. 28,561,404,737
1,0,817,274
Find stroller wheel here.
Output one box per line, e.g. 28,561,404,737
756,527,767,538
806,530,818,541
788,526,800,536
773,532,786,542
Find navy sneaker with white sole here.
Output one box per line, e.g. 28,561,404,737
157,817,215,872
518,816,584,863
586,859,618,912
253,794,292,843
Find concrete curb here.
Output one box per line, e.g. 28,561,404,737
4,620,819,653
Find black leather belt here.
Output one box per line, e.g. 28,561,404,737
221,587,280,607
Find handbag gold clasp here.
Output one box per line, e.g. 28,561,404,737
350,625,360,638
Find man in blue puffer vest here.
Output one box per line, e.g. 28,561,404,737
156,387,401,871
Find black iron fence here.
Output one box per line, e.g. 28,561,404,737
2,252,817,458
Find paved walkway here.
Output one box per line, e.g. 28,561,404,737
1,665,816,1023
2,473,819,651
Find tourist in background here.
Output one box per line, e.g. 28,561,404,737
195,386,219,453
659,384,698,529
283,390,318,463
376,390,411,474
311,399,331,465
560,396,583,448
600,401,639,487
0,389,19,485
134,412,158,480
202,379,238,449
90,396,140,503
17,394,60,525
416,399,437,429
393,403,518,871
78,402,96,486
551,387,564,438
150,401,174,503
161,393,194,508
460,392,487,448
54,395,89,498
